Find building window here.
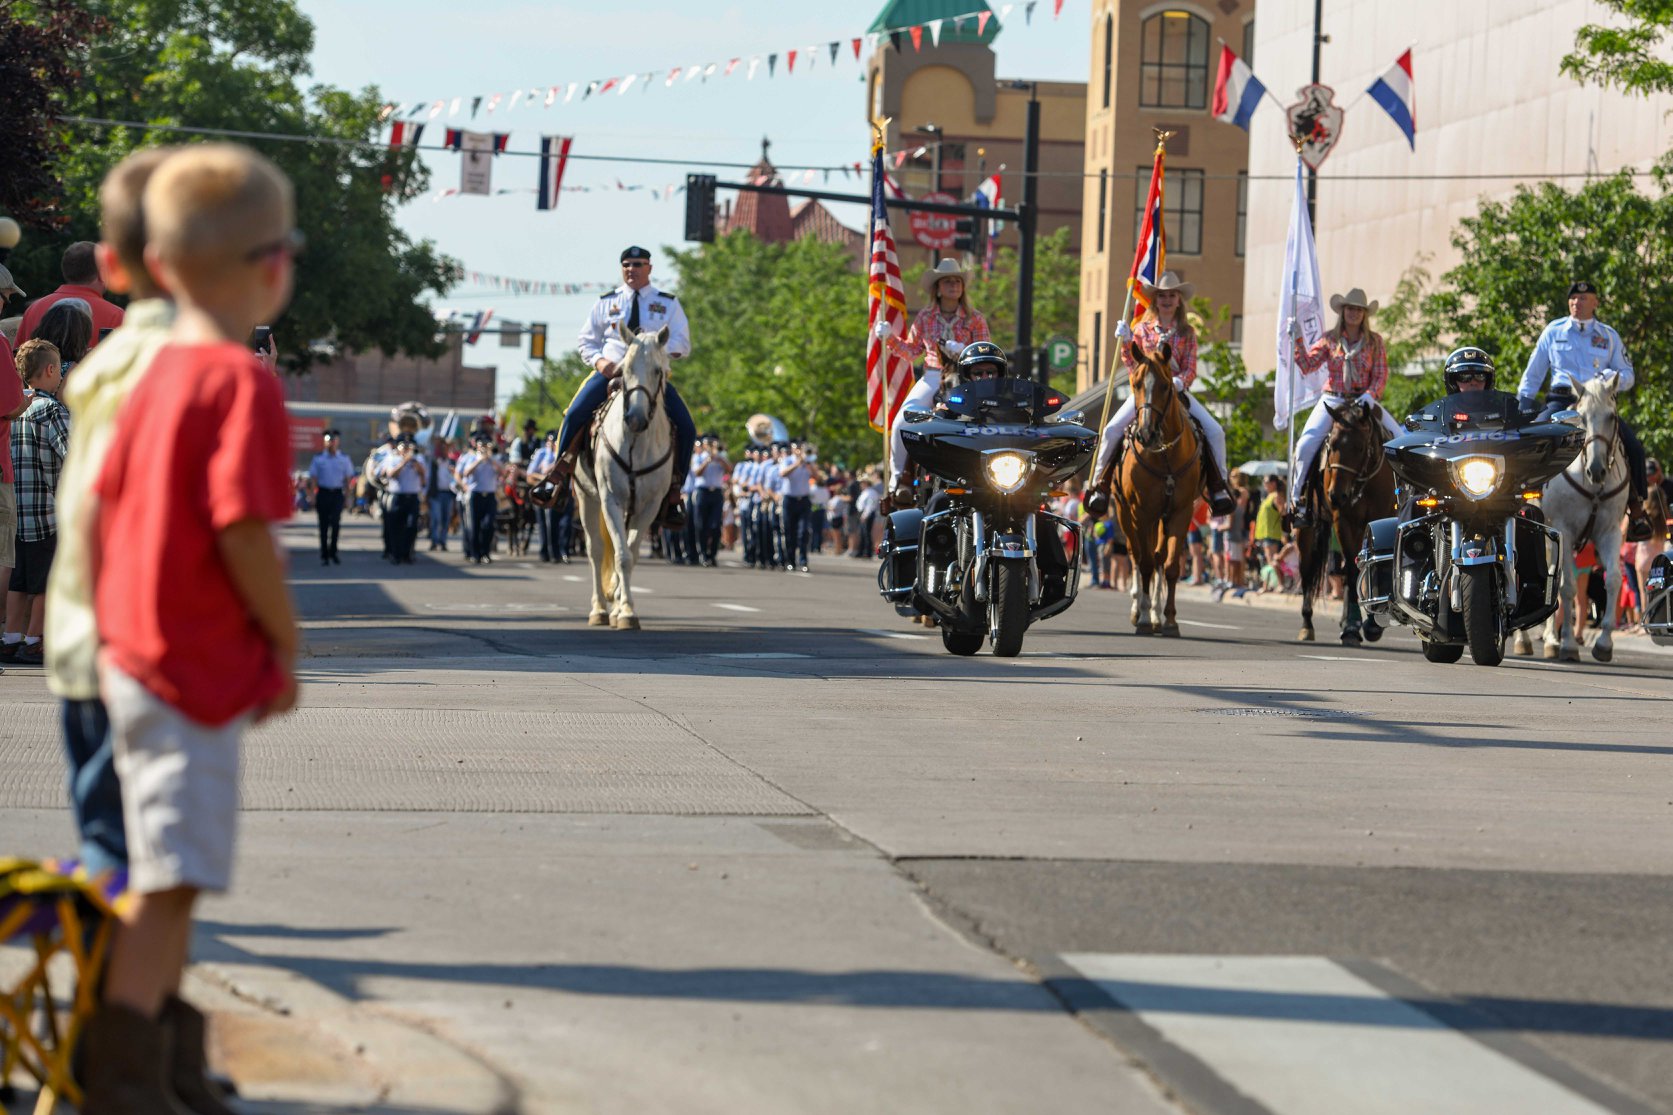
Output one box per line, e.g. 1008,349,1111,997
1102,14,1114,109
1096,169,1109,253
1093,311,1103,385
1242,18,1256,68
1235,171,1248,258
1134,166,1205,255
1231,315,1243,346
1139,11,1211,110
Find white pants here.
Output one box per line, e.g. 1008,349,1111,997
1094,392,1228,484
889,369,942,485
1290,396,1404,501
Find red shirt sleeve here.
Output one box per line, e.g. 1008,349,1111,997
0,335,20,416
206,358,294,530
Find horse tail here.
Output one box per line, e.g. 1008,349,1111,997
1296,521,1333,604
600,510,618,597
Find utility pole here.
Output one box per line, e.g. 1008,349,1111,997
921,122,944,264
1307,0,1325,227
1013,84,1041,382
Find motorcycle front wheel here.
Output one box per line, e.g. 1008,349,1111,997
989,561,1030,657
1460,565,1506,666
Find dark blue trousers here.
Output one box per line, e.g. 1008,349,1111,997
62,698,125,875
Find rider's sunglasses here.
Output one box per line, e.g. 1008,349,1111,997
1454,371,1487,382
243,228,306,263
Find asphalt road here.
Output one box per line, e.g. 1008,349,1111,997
2,516,1669,1114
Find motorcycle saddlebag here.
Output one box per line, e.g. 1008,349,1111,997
877,508,924,609
1358,516,1398,610
1647,553,1673,646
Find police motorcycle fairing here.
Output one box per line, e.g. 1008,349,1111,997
1644,552,1673,646
1357,385,1582,667
877,375,1095,657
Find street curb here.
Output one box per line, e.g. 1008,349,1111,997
190,963,522,1114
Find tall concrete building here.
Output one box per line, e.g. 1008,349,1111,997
1077,0,1256,393
866,0,1088,278
1242,0,1673,378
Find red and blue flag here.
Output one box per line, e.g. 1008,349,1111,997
1367,50,1416,149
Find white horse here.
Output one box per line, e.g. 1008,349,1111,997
1512,374,1628,663
574,322,675,631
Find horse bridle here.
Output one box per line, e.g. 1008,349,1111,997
1560,408,1627,547
1131,367,1186,456
1322,414,1387,510
603,340,672,520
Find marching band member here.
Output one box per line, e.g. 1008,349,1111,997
1284,287,1402,527
455,432,500,564
380,434,428,565
308,429,355,565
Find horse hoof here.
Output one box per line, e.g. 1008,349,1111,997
1542,643,1559,660
1512,640,1533,657
1592,643,1613,664
1361,622,1384,644
1134,621,1155,636
1340,631,1362,647
1560,647,1582,663
588,613,610,627
1161,624,1181,638
613,614,641,631
1298,629,1315,643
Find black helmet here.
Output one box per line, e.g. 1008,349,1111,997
956,340,1009,381
1443,346,1496,393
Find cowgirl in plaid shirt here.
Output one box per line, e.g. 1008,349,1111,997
1286,287,1403,522
879,259,991,497
2,340,71,665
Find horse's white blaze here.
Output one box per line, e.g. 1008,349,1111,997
574,326,674,628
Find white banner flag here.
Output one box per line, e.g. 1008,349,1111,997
460,130,495,195
1274,156,1326,430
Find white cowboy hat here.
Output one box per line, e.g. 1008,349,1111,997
1140,270,1194,301
921,258,970,292
1329,287,1380,315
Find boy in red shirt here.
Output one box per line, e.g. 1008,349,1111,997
81,144,300,1114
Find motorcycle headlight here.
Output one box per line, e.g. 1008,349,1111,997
1454,455,1501,499
984,451,1031,494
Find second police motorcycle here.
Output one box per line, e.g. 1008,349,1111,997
1358,348,1583,666
877,341,1096,657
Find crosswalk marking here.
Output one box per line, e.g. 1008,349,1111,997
1177,619,1242,630
712,602,760,613
1061,954,1613,1115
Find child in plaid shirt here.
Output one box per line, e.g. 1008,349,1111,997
2,339,70,666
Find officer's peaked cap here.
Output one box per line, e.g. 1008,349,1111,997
620,245,652,262
1567,280,1598,298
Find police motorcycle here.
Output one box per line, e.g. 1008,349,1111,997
877,341,1096,657
1645,552,1673,646
1358,348,1582,666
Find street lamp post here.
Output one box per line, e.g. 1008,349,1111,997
919,122,943,263
0,217,20,266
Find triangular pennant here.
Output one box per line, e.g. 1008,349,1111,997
406,103,423,118
545,86,558,107
703,62,717,79
685,64,702,82
978,11,992,35
666,67,680,86
851,37,862,60
1054,0,1064,17
725,57,741,76
748,56,762,79
910,25,923,51
507,90,522,110
471,95,483,117
1026,2,1036,26
768,53,777,76
644,70,656,91
486,92,502,114
829,41,840,64
928,19,943,47
889,30,902,52
787,49,797,73
565,82,579,103
599,77,618,95
619,74,636,93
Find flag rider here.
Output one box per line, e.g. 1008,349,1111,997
1285,287,1402,527
548,246,696,528
1089,272,1234,516
879,258,992,503
862,119,914,509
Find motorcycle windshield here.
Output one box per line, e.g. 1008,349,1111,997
939,377,1067,423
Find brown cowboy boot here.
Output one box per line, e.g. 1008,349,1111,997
1084,460,1116,518
1626,495,1653,542
79,1004,190,1115
161,995,237,1115
656,486,687,530
1200,450,1236,517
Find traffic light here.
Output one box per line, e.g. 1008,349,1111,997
529,322,547,361
953,216,978,253
685,174,717,242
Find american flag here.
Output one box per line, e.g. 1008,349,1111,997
1127,140,1167,323
866,143,912,433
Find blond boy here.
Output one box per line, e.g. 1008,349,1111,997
80,144,299,1114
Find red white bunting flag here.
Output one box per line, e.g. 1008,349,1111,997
851,37,862,59
725,57,741,76
666,67,681,86
978,11,992,34
910,25,923,51
787,50,797,73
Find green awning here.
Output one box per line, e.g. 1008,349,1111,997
868,0,1002,44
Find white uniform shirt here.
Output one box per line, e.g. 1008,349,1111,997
577,283,692,368
692,450,728,489
309,450,357,490
1517,316,1635,399
778,457,813,498
384,454,427,494
456,452,499,494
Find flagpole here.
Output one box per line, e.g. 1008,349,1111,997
1285,145,1305,493
1092,128,1171,474
872,116,894,488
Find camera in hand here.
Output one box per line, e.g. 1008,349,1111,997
250,326,273,352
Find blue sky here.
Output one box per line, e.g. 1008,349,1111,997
294,0,1090,404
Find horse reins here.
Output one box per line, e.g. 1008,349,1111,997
601,342,672,521
1560,421,1628,549
1122,371,1197,517
1322,417,1388,513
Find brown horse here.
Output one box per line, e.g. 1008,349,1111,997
1113,341,1202,636
1296,399,1397,644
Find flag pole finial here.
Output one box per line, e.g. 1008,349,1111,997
1151,127,1175,153
871,116,891,155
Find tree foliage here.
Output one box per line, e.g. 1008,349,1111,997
666,232,873,465
505,352,592,436
0,1,102,230
1561,0,1673,95
1409,161,1673,453
1,0,455,368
